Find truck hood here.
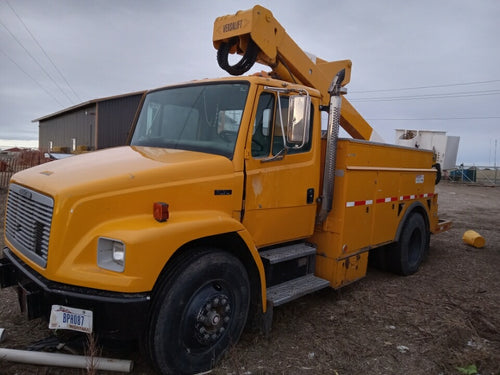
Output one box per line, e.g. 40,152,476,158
12,146,235,198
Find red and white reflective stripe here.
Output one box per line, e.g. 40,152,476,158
346,192,435,208
400,194,416,201
419,193,434,198
346,200,373,208
375,196,398,204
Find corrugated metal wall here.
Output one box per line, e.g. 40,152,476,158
38,105,96,152
97,94,143,149
37,92,143,153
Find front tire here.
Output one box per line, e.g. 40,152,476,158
148,249,250,375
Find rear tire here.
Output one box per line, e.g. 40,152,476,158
388,212,429,275
148,249,250,375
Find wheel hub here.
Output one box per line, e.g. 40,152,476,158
195,294,231,345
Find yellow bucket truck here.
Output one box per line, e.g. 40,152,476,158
1,5,450,374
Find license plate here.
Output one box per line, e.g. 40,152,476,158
49,305,93,333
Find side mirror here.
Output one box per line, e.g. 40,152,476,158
287,94,311,147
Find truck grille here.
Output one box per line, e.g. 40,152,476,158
5,183,54,268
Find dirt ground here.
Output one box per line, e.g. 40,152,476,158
1,181,499,375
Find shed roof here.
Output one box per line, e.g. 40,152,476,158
32,90,145,122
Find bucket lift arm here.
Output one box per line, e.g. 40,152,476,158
213,5,374,141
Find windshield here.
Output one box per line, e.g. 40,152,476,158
130,82,249,159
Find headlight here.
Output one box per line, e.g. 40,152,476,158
97,238,126,272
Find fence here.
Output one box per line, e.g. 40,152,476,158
0,150,49,190
445,165,499,186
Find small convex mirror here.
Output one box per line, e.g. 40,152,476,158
287,94,311,146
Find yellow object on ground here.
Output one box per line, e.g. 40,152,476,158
462,230,485,248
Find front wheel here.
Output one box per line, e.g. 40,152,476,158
388,212,430,275
147,249,250,375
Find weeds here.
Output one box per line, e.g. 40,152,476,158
456,364,478,375
84,333,102,375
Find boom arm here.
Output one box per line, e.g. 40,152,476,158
213,5,374,141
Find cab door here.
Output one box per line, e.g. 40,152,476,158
242,89,319,248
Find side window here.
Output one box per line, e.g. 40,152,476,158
252,92,314,158
272,96,288,155
252,93,274,157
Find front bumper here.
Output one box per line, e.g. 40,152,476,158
0,248,151,340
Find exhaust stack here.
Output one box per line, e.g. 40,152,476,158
318,69,347,224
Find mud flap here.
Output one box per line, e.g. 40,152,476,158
433,219,452,234
262,300,274,336
0,258,17,288
17,281,44,320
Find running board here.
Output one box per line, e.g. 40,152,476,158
266,274,330,306
260,243,316,264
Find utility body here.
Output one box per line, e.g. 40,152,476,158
1,5,450,374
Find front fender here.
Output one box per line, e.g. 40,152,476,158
54,210,266,294
232,228,268,312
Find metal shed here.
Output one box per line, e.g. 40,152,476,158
34,91,145,153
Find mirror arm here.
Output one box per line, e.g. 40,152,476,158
260,147,287,163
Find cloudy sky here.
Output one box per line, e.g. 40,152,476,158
1,0,499,165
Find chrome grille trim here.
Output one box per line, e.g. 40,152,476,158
5,183,54,268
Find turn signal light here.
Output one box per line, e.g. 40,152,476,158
154,202,169,222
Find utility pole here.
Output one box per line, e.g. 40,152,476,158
489,139,492,166
495,139,498,185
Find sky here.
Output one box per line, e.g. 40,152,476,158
0,0,499,165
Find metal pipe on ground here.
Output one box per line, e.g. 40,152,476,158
0,347,133,372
